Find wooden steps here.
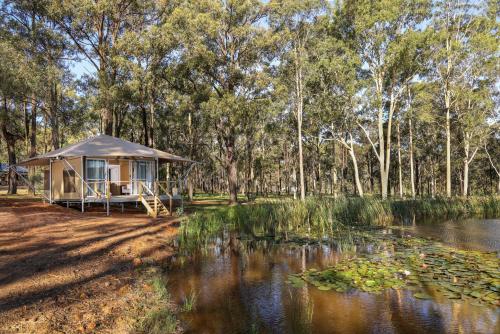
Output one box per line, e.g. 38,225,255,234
140,195,171,218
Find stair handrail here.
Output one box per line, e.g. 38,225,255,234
156,181,173,200
156,181,173,216
138,181,155,196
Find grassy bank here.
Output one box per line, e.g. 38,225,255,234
182,196,500,240
133,267,178,334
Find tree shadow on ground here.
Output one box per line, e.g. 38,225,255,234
0,197,179,314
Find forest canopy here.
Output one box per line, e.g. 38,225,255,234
0,0,498,201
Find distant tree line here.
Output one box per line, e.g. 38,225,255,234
0,0,498,201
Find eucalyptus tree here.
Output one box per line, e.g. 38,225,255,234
0,35,31,193
171,0,274,203
1,0,71,151
336,0,430,199
428,0,494,197
307,15,365,197
454,2,497,197
115,0,182,147
48,0,143,136
269,0,325,200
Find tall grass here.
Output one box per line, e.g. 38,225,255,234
181,196,499,243
138,309,177,334
391,196,500,219
135,273,177,334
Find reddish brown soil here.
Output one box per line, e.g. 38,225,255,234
0,197,180,334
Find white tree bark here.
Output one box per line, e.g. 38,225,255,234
484,144,500,194
409,117,416,199
294,44,306,201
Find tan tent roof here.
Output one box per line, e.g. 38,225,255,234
18,134,194,166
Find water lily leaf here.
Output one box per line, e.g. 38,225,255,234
413,292,432,299
365,280,376,287
470,291,483,298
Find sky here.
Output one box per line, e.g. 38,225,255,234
70,59,95,79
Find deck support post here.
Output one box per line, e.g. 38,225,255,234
49,159,52,204
154,181,158,215
81,156,84,213
169,195,173,216
106,180,110,216
106,159,110,216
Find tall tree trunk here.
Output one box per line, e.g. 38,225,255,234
463,138,469,197
49,83,59,149
187,112,193,201
409,117,416,199
431,161,436,198
444,34,453,198
149,90,155,148
294,44,305,201
226,137,238,204
29,97,37,195
446,108,451,197
332,141,338,198
1,98,18,194
141,102,149,146
99,60,113,135
397,120,403,198
30,95,37,158
340,145,345,193
462,133,479,197
349,147,363,197
24,101,29,154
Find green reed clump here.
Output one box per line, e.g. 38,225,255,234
181,290,198,312
135,272,177,334
138,308,177,334
181,196,499,243
390,196,499,219
181,197,396,244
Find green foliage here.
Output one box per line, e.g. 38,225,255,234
137,308,177,334
180,197,499,252
151,277,170,300
391,197,500,219
181,290,198,312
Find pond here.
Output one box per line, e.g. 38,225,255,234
166,218,500,334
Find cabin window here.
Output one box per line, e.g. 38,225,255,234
63,169,76,193
131,160,154,194
86,159,106,196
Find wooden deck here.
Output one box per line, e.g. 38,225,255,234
54,194,181,204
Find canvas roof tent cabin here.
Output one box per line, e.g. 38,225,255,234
17,134,195,217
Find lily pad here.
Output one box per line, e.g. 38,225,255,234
414,292,432,299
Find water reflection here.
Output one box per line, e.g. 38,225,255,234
167,220,500,334
397,217,500,252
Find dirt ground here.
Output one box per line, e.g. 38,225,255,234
0,195,180,334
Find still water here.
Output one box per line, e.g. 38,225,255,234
166,219,500,334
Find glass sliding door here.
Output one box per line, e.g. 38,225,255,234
86,159,106,196
131,160,154,194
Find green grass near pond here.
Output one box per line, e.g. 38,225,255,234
183,196,500,234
